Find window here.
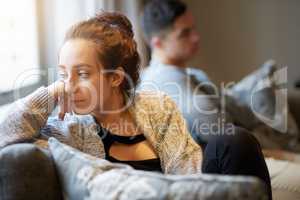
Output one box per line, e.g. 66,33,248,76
0,0,40,105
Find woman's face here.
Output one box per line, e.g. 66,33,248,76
58,39,114,114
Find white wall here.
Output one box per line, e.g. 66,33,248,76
185,0,300,88
36,0,105,84
37,0,147,80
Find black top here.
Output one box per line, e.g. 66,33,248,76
97,125,162,173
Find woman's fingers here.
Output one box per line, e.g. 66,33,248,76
57,81,71,120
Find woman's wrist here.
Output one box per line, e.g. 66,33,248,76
47,81,64,102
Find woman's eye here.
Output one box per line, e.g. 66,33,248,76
78,72,89,78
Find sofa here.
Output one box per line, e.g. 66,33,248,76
0,141,269,200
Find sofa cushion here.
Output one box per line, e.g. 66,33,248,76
48,137,268,200
266,158,300,199
0,143,63,200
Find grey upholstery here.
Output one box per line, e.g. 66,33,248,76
0,144,63,200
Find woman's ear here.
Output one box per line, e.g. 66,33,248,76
110,67,125,87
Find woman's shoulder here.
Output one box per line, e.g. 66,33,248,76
134,90,177,112
134,90,165,102
132,90,181,130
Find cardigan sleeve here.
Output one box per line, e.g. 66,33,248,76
0,87,58,148
155,94,203,174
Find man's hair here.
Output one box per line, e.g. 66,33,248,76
141,0,187,43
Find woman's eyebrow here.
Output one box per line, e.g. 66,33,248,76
75,64,93,69
57,64,93,70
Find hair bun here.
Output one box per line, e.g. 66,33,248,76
95,11,134,38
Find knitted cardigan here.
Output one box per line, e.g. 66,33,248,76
0,87,202,174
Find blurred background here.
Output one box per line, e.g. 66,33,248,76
0,0,299,119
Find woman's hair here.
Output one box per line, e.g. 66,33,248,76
64,11,140,98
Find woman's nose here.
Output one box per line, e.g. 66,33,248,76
64,78,77,94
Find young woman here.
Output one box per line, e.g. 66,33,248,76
0,12,271,198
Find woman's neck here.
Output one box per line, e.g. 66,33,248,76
92,90,138,136
92,89,125,125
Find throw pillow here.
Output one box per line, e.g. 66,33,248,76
48,137,267,200
225,60,300,152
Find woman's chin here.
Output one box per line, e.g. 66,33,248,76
72,109,89,115
72,105,95,115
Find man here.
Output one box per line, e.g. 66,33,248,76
139,0,236,146
139,0,300,151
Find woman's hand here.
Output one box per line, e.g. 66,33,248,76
48,81,72,120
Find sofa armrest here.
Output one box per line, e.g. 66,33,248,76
0,143,63,200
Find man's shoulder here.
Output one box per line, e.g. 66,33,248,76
141,63,186,81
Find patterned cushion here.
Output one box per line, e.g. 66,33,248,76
48,137,268,200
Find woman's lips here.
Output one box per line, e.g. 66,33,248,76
72,99,85,103
72,100,87,108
